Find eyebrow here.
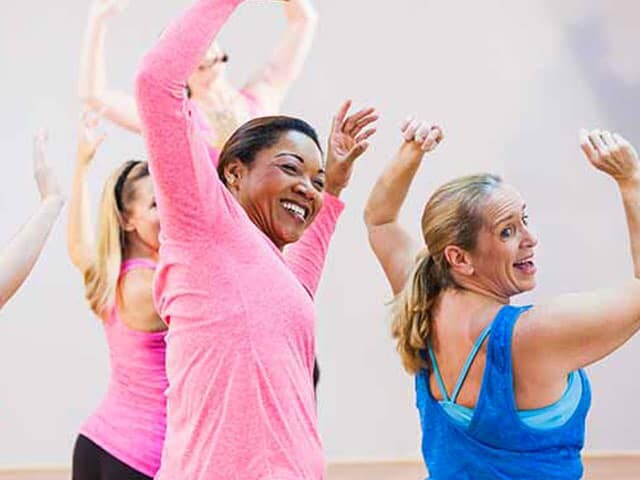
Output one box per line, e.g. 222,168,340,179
275,152,326,175
493,204,527,227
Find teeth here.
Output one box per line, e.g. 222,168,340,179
282,201,307,220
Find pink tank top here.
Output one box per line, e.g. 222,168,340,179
80,258,168,477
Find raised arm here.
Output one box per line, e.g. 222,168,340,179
79,0,141,133
243,0,318,113
516,129,640,376
0,132,64,310
364,119,444,295
66,111,106,274
134,0,244,240
285,101,377,295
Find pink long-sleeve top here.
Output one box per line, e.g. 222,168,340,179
80,259,167,477
134,1,343,478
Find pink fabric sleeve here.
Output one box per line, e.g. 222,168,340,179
134,0,244,241
284,193,345,298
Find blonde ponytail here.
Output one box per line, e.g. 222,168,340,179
391,173,503,374
84,160,148,316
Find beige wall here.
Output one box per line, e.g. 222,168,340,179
1,0,639,466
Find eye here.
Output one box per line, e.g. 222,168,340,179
500,226,514,239
313,178,325,191
522,215,529,226
280,164,298,175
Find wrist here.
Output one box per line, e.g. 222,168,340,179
42,194,65,211
617,174,640,194
325,184,345,198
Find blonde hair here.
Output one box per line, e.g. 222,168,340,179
84,161,149,316
391,173,503,374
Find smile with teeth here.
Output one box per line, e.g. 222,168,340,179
281,200,309,222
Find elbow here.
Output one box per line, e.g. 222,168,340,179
134,59,160,104
289,10,319,30
363,205,390,230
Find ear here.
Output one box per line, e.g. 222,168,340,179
121,213,137,233
223,158,249,191
443,245,474,277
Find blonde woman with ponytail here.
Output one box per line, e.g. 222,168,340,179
67,111,166,480
365,121,640,479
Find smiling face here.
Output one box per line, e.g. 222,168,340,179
466,184,538,299
225,130,326,249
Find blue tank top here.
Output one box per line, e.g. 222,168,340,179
415,305,591,479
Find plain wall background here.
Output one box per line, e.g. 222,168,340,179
1,0,640,466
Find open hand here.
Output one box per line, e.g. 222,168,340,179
78,108,107,166
33,130,62,202
325,100,378,196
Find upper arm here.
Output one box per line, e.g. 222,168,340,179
119,269,166,332
514,280,640,376
367,222,418,296
285,193,344,296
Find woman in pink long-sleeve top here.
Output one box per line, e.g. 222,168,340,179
134,1,377,478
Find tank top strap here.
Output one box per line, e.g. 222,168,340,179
450,322,493,403
120,258,157,276
427,320,494,404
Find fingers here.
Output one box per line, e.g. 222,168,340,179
354,127,377,144
332,100,352,134
347,141,370,162
342,107,378,137
579,128,597,165
402,116,444,151
422,126,444,152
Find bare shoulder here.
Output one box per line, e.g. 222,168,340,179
118,269,166,333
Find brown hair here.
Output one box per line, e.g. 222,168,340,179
391,173,503,373
217,116,323,186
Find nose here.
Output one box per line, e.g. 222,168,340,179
522,226,539,248
293,177,317,201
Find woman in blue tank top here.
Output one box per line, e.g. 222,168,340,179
364,119,640,479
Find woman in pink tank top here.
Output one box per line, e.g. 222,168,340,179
135,2,377,478
66,112,167,480
79,0,319,154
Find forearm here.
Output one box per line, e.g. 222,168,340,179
79,11,107,103
66,161,94,272
244,0,317,111
619,178,640,277
136,0,242,88
285,193,344,297
364,145,423,227
0,196,64,309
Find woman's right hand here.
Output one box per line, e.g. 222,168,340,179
580,129,640,189
399,117,445,161
77,109,107,166
90,0,130,21
33,130,63,203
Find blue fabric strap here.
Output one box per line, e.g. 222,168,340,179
451,322,493,402
427,321,494,404
427,339,451,402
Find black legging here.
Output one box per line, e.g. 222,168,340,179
72,435,152,480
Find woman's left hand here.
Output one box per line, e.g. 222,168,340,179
325,100,378,197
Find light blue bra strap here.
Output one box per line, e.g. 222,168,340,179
450,322,494,403
427,339,451,402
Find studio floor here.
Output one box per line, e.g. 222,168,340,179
0,456,638,480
